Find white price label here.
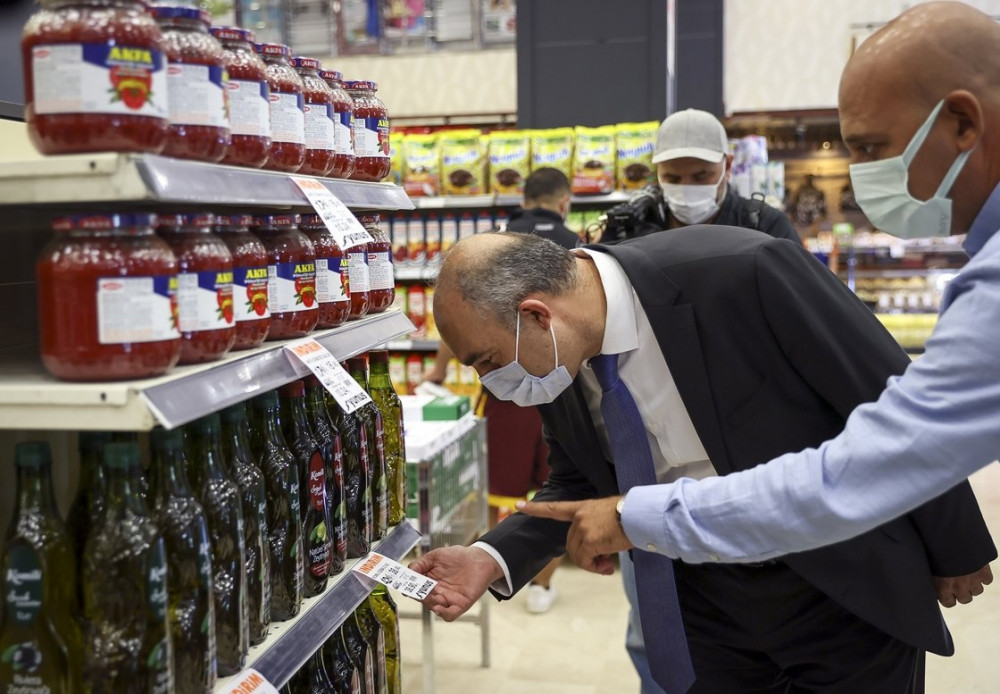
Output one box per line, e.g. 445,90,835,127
284,338,372,414
353,552,438,602
291,176,375,250
221,668,279,694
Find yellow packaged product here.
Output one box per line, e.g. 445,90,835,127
530,127,574,178
402,132,440,197
384,133,403,186
572,125,616,194
487,130,531,194
615,121,659,190
440,129,487,195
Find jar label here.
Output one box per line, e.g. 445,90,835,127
3,544,43,626
368,250,394,291
354,116,389,157
31,43,168,118
96,275,181,345
165,62,228,128
176,270,235,333
303,103,335,151
348,251,370,293
336,111,354,155
270,91,305,144
227,79,271,137
236,265,271,322
316,257,349,304
268,261,317,313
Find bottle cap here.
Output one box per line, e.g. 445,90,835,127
104,442,140,470
150,426,184,452
78,431,114,454
15,441,51,468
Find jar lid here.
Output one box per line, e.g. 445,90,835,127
256,43,291,57
153,5,211,24
299,213,324,226
211,26,255,43
344,80,375,91
320,69,344,83
357,213,381,226
291,56,321,71
215,214,254,227
157,213,216,229
251,214,300,227
52,213,158,231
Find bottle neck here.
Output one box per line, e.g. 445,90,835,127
262,404,290,448
151,444,193,499
79,448,107,492
283,394,313,437
368,361,392,390
15,464,59,518
349,367,370,393
223,415,255,468
105,464,144,515
191,429,229,482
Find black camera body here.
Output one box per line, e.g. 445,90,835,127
597,184,667,244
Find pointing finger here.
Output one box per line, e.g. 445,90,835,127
515,500,582,521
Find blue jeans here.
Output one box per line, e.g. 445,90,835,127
620,551,666,694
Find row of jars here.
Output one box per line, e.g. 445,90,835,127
37,212,395,382
21,2,391,181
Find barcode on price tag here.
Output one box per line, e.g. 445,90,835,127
284,338,372,414
290,176,374,250
353,552,438,601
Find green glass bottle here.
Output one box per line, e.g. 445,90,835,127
304,375,348,575
278,381,332,598
220,402,272,646
0,442,81,692
345,356,389,540
148,427,216,693
326,391,372,558
367,351,407,527
250,391,304,622
290,647,337,692
186,414,248,677
82,442,173,693
66,432,111,608
367,586,401,694
325,627,362,694
354,599,387,694
340,612,375,694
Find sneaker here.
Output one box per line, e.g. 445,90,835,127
525,584,557,614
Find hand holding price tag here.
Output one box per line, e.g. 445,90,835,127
291,176,374,250
353,552,438,602
284,338,372,414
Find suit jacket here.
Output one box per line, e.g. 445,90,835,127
480,225,997,656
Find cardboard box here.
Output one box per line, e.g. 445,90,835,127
422,395,470,421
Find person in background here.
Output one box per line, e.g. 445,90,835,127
506,167,581,250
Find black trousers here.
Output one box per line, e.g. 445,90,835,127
672,560,924,694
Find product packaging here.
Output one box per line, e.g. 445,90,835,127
402,133,440,196
530,128,575,178
572,125,616,194
487,130,532,194
614,121,658,191
439,129,487,195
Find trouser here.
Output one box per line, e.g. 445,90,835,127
620,552,925,694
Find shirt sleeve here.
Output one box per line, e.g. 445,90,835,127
470,541,514,596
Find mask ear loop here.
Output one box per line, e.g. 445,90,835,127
549,321,559,369
902,100,945,166
514,311,521,363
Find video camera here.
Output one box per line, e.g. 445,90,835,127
592,184,667,244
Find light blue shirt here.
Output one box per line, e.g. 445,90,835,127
622,182,1000,564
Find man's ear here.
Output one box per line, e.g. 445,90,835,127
518,298,552,330
945,90,984,152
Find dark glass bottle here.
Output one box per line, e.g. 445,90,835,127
290,648,337,692
149,427,216,693
278,380,333,598
368,350,407,526
220,402,272,646
325,627,363,694
327,389,372,558
250,391,304,621
368,586,401,694
340,612,375,694
67,431,112,608
355,598,388,694
82,442,173,693
346,356,389,540
186,414,248,677
304,375,348,575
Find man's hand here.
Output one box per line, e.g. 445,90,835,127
933,564,994,607
516,496,633,574
408,545,504,621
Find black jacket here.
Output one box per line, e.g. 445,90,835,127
704,185,801,244
480,225,996,656
507,207,579,250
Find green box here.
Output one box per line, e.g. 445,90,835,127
422,395,471,421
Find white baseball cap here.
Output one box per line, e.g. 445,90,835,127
652,109,728,164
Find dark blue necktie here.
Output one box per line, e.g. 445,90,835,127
591,353,695,694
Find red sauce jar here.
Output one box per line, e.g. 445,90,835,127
22,0,169,155
211,27,271,168
157,214,236,363
250,215,318,339
345,80,390,182
344,237,370,321
291,57,335,177
360,214,393,313
299,215,350,329
37,213,181,381
215,214,271,349
154,6,229,162
320,69,355,179
257,43,305,173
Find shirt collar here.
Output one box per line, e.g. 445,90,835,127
576,248,640,356
965,181,1000,256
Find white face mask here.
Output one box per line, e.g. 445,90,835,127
479,313,574,407
660,166,726,225
849,100,974,239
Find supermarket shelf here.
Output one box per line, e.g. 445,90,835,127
0,153,414,211
395,266,439,281
216,521,422,690
383,339,440,351
0,309,413,432
410,191,629,209
841,268,963,278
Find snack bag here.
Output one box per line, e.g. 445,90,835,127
440,129,487,195
384,132,404,186
487,130,531,194
615,121,658,191
530,128,574,178
402,132,440,196
572,125,616,194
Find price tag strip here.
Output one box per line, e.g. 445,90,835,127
353,552,438,602
284,338,373,415
290,176,374,250
221,668,280,694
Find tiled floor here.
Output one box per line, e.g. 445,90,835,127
399,463,1000,693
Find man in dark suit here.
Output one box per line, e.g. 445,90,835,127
505,167,580,250
412,228,996,693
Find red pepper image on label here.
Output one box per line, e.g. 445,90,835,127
216,285,235,324
293,262,317,308
108,64,154,111
168,276,180,332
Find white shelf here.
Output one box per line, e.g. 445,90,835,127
0,309,414,432
216,521,421,690
410,191,629,209
395,266,439,281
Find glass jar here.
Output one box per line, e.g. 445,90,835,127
344,237,370,321
250,215,318,339
214,214,271,349
36,214,181,381
299,215,350,329
361,214,393,313
157,214,236,363
345,80,390,182
320,70,355,179
154,6,229,162
291,57,336,177
257,43,305,173
22,0,169,154
211,27,271,168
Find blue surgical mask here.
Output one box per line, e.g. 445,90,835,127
849,100,974,239
480,313,574,407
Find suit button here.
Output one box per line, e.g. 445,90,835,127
709,553,720,562
646,543,657,552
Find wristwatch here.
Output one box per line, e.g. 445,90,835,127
615,495,626,525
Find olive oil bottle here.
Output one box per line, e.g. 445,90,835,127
327,392,372,559
367,350,407,526
325,627,362,694
289,648,336,692
66,432,111,605
340,612,375,694
354,599,387,694
304,375,348,575
345,356,389,540
367,586,401,694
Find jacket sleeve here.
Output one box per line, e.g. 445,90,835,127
759,206,803,245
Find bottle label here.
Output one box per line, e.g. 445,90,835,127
354,116,389,158
303,102,335,151
148,546,168,621
3,545,43,625
348,251,370,294
198,540,213,585
165,62,228,128
367,250,394,292
176,269,235,332
376,628,387,694
235,265,271,322
268,261,317,314
97,275,181,345
363,651,375,694
315,257,349,304
336,110,354,155
332,435,348,560
227,79,271,137
270,91,305,144
351,669,361,694
360,428,373,542
31,43,168,118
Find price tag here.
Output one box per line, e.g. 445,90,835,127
353,551,438,601
291,176,374,250
221,669,279,694
284,338,372,414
